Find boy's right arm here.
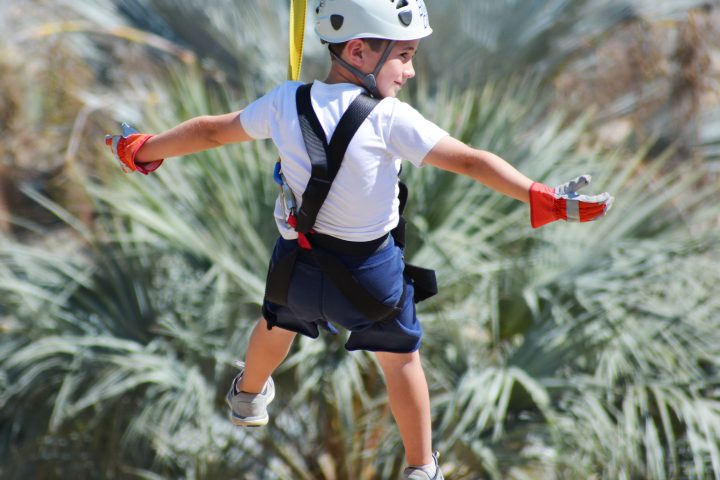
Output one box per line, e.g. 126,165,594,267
424,136,533,203
423,136,613,228
105,111,252,173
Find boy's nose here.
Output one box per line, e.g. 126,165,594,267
404,61,416,79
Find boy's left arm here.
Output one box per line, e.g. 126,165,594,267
423,136,613,228
105,112,252,174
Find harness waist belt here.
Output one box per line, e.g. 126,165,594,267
310,233,390,256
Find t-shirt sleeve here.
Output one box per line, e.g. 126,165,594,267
384,100,449,167
239,83,285,140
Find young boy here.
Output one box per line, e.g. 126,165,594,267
106,1,613,478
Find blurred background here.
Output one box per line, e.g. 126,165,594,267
1,1,719,479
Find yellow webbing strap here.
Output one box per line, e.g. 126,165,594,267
288,0,307,81
276,1,307,181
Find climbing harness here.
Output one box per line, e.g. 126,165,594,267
265,83,437,323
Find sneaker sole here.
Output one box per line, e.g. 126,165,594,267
230,414,269,427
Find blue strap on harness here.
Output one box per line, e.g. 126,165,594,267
273,161,283,186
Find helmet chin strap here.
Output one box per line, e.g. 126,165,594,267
329,40,396,98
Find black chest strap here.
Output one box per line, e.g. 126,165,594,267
264,83,437,324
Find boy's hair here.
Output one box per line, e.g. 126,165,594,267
327,38,387,57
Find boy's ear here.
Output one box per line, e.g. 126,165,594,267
345,39,366,66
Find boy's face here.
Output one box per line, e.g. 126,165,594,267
368,39,420,98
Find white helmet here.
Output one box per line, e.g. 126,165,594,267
315,0,432,44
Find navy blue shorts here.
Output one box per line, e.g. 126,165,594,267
262,235,422,353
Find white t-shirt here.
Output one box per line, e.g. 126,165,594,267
240,80,449,241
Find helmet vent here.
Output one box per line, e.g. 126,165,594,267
396,0,411,26
330,14,344,30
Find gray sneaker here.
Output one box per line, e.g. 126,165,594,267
401,451,444,480
225,371,275,427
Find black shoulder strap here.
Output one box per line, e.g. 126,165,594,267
294,83,380,233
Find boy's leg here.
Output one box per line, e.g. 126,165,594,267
374,350,433,467
238,317,296,393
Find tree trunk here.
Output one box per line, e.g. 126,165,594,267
0,163,10,233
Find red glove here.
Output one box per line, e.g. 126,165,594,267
530,175,613,228
105,123,164,174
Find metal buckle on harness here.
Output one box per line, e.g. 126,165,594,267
274,161,312,250
274,162,298,224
